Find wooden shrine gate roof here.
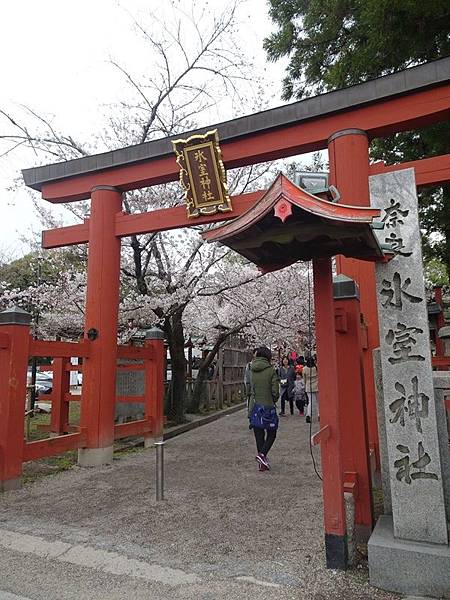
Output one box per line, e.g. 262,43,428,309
202,174,383,272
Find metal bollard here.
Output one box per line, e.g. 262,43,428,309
155,441,165,501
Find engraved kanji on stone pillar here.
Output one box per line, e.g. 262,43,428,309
370,168,448,545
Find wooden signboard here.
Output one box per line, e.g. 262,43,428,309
172,129,232,218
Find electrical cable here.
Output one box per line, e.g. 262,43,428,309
306,261,323,481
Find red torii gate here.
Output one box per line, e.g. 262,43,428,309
19,57,450,569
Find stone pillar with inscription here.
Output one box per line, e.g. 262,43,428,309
368,168,450,598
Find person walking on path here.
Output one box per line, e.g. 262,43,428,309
303,356,319,423
277,355,296,416
295,355,305,375
247,346,280,471
293,371,307,416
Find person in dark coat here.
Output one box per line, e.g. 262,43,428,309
295,355,305,375
246,346,280,471
278,355,296,416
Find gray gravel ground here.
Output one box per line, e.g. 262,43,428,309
0,410,399,599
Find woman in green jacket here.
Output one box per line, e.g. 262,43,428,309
247,346,280,471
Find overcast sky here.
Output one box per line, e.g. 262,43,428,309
0,0,290,259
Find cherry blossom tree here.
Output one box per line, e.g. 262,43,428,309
0,2,319,421
0,1,275,420
185,259,312,409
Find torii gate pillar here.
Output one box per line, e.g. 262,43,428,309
328,129,380,467
78,185,122,467
313,257,347,569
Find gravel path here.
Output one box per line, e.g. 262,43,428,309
0,410,398,599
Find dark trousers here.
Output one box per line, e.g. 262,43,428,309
253,427,277,456
295,396,305,412
280,390,294,415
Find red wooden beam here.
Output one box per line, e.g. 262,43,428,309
116,395,145,403
50,357,71,435
117,364,146,371
311,425,331,446
30,339,91,358
343,472,359,497
64,364,83,372
41,221,87,249
40,154,450,251
40,220,89,249
117,345,154,360
115,190,264,237
114,418,152,440
42,190,264,249
369,154,450,187
64,392,81,402
35,423,80,434
432,356,450,368
39,85,450,203
23,431,86,462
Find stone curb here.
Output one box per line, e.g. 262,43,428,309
163,403,246,441
115,403,246,452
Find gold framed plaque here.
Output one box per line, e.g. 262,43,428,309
172,129,232,218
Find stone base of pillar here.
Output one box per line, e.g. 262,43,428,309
369,515,450,598
325,533,348,570
1,477,22,492
78,446,113,467
344,492,355,566
354,524,372,544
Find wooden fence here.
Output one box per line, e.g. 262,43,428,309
185,334,252,412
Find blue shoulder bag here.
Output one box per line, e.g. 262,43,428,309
249,403,279,430
247,368,279,430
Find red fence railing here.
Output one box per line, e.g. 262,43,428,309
23,338,91,462
432,356,450,370
0,310,164,491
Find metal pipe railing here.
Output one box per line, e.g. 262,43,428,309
155,441,165,501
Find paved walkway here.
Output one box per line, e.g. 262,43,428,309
0,410,398,599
